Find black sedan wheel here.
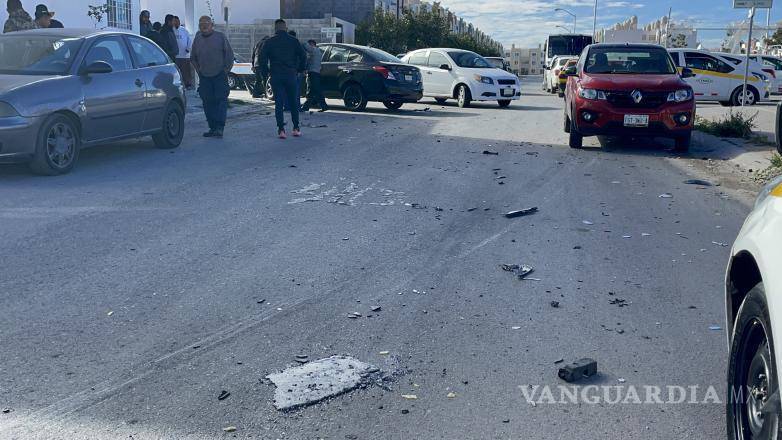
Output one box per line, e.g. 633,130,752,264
227,73,239,90
383,100,404,110
153,102,185,149
728,283,781,440
265,79,274,101
30,114,80,176
343,84,368,112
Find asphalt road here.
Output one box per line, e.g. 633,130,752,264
0,79,753,439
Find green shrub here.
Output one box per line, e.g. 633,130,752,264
695,111,757,138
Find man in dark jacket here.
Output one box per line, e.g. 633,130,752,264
3,0,36,33
139,10,152,37
251,36,269,98
259,19,306,139
158,14,179,62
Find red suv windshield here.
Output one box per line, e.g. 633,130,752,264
584,47,676,75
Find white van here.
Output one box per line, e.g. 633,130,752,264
402,48,521,108
668,49,770,106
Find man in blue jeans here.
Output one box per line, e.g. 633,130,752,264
190,15,234,138
259,19,306,139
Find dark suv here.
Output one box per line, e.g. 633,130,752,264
318,44,423,111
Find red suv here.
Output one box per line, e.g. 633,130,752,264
564,44,696,151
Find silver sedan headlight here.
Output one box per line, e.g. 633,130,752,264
0,101,19,117
755,174,782,209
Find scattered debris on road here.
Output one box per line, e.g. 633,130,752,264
218,390,231,400
266,356,381,410
447,392,457,398
1,408,11,414
401,394,418,400
482,150,499,155
504,207,538,218
550,301,560,308
222,426,237,432
295,355,310,364
712,241,729,247
371,306,382,312
558,358,598,382
500,264,535,279
379,351,390,355
659,193,673,199
709,325,723,331
582,220,594,225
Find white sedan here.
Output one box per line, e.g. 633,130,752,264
402,48,520,108
725,174,782,439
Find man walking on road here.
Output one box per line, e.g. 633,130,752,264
191,15,234,139
301,39,328,112
3,0,36,33
251,36,269,98
173,16,194,89
259,19,306,139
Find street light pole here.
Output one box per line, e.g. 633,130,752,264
593,0,598,40
742,6,756,107
555,8,577,33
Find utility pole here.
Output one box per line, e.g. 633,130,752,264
742,6,756,107
664,7,672,48
766,7,771,54
592,0,598,41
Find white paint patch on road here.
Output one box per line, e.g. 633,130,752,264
288,181,406,206
266,355,380,410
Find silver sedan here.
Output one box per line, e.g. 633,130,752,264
0,28,186,175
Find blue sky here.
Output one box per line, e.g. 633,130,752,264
436,0,777,49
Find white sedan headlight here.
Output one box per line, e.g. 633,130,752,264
755,174,782,209
0,101,19,117
473,74,494,85
667,89,693,102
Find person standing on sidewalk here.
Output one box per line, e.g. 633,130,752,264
159,14,179,62
173,16,194,89
301,40,328,112
191,15,234,139
3,0,36,33
259,19,306,139
139,10,152,38
251,36,269,98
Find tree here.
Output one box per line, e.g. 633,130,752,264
766,28,782,48
356,9,501,57
87,3,109,29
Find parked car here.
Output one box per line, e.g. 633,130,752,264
0,28,186,175
402,48,521,108
317,43,423,111
724,173,782,440
229,54,253,90
750,54,782,94
564,43,695,151
556,58,578,97
485,56,511,72
669,48,770,106
545,55,577,94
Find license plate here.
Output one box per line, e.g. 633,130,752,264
623,114,649,127
501,88,514,97
405,74,414,82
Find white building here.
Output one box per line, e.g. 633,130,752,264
597,15,698,48
504,44,543,76
14,0,279,34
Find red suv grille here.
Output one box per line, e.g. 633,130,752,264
605,90,669,109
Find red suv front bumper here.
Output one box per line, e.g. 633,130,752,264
571,95,695,139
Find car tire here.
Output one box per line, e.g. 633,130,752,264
343,83,368,112
731,86,759,106
265,79,274,101
435,97,448,105
227,73,238,90
383,100,404,110
674,132,691,152
457,84,471,108
727,283,782,440
152,102,185,149
568,112,582,149
498,100,511,108
29,113,80,176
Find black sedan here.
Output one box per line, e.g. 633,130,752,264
318,44,423,111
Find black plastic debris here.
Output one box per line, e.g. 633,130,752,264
550,301,560,308
371,306,382,312
218,390,231,400
683,179,713,186
482,150,499,155
558,358,598,382
505,207,538,218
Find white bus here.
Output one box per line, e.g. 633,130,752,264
543,34,593,77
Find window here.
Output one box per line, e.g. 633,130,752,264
447,51,491,68
128,36,169,67
408,51,427,66
84,36,132,72
684,52,733,74
324,46,350,63
427,52,450,68
585,47,676,74
762,57,782,70
346,50,363,63
107,0,132,30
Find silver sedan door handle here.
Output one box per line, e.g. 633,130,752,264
135,79,144,87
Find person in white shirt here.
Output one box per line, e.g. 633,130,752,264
173,16,194,89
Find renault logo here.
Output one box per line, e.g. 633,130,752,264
631,90,643,103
